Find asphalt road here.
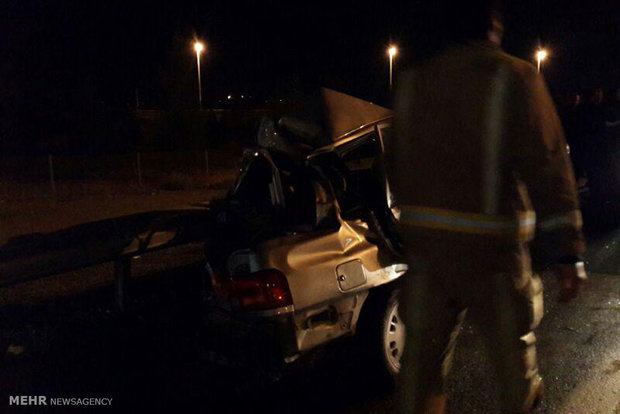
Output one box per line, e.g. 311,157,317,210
1,227,618,413
346,226,620,414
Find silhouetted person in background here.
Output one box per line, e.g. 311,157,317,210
602,88,620,216
561,92,587,185
605,88,620,128
387,1,587,412
581,88,615,214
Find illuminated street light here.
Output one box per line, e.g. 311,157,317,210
388,45,398,90
536,48,548,73
194,41,205,109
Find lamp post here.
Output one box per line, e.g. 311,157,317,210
536,49,547,73
194,41,205,109
388,45,398,90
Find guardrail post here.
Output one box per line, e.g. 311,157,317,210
204,149,209,186
114,258,131,312
48,154,56,198
136,152,143,189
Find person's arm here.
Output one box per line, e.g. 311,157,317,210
509,66,586,300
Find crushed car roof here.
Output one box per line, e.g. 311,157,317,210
278,88,392,148
322,88,392,141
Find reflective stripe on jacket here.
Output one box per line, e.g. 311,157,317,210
399,205,536,241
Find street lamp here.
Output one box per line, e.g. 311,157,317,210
388,45,398,90
536,48,547,73
194,41,205,109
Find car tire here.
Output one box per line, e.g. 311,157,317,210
357,287,405,386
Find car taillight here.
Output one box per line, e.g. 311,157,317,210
229,269,293,311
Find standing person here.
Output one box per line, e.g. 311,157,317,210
386,1,587,413
605,88,620,128
561,92,587,185
602,88,620,217
582,88,612,214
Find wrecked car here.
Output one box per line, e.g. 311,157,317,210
0,89,409,382
202,89,407,380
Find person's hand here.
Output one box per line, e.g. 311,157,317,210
555,262,587,303
577,177,588,187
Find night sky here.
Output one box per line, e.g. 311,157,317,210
3,0,620,108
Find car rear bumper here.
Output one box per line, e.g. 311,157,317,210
202,301,299,370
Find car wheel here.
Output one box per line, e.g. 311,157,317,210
382,291,405,376
357,287,405,385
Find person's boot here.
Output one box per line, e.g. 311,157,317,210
422,393,447,414
523,375,544,412
529,377,545,411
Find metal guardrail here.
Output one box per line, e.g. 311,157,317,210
0,209,214,311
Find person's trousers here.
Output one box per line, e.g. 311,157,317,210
396,238,544,413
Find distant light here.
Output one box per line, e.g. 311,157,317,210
241,95,245,99
536,49,548,62
387,45,398,89
535,49,548,73
194,41,205,54
227,95,232,100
